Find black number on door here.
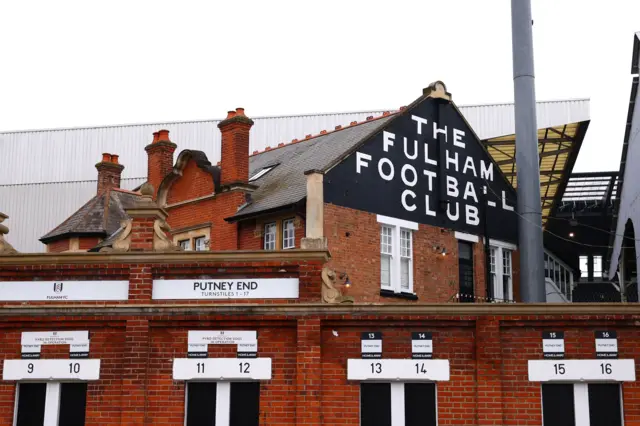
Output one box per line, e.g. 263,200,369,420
415,363,427,374
239,362,250,373
69,363,80,374
27,363,34,374
197,363,205,373
553,364,565,375
370,363,382,374
600,363,612,374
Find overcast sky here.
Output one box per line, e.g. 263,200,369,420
1,0,638,172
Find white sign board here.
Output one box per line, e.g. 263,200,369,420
542,331,564,359
188,330,256,345
0,281,129,301
361,332,382,359
21,331,89,346
172,358,272,381
528,359,636,382
3,359,100,381
347,359,450,381
152,279,299,300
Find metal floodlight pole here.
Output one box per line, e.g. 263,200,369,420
510,0,546,302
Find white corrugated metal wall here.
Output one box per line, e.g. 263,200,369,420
0,100,590,252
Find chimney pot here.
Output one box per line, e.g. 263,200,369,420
305,134,312,139
235,107,245,116
102,153,111,163
111,154,120,164
157,129,170,141
277,143,285,147
152,131,160,143
383,111,390,116
225,110,236,119
320,130,327,135
96,153,124,194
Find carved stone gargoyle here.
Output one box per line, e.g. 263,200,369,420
0,213,18,255
321,267,354,304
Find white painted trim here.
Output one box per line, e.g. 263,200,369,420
43,382,60,426
390,382,405,426
573,383,590,426
482,238,518,251
12,385,19,426
376,215,419,231
454,232,479,243
215,382,231,426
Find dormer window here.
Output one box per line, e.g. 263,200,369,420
249,165,277,182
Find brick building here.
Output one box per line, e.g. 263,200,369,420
1,81,632,426
39,82,528,304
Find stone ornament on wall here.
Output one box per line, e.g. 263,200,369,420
0,213,18,255
321,267,354,304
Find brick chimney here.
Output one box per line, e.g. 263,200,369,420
95,153,125,194
145,129,177,197
218,108,254,185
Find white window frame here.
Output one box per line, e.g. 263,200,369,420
263,222,276,250
14,381,85,426
484,239,516,302
179,239,191,251
377,215,418,294
541,383,624,426
282,218,295,250
194,236,207,252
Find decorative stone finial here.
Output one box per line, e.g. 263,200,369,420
0,213,18,255
140,182,155,199
423,80,452,101
321,267,354,304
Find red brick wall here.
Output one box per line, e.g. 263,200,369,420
324,203,502,303
166,159,215,205
78,237,101,250
146,141,177,197
47,238,69,253
167,191,245,251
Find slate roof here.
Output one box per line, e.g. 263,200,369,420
40,188,141,243
229,114,397,220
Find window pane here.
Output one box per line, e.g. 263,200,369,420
380,226,392,254
194,237,206,251
489,248,496,273
502,250,511,274
186,382,217,426
360,383,391,426
283,219,295,249
588,384,622,426
58,382,88,426
404,383,437,426
16,383,46,426
401,258,410,290
180,240,191,251
264,223,276,250
400,229,411,258
381,255,391,288
579,255,589,279
458,241,474,302
230,382,260,426
541,384,575,426
593,256,603,278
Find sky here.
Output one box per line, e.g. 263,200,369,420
0,0,638,172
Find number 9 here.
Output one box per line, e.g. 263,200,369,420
27,363,34,374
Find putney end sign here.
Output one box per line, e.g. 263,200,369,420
325,97,518,243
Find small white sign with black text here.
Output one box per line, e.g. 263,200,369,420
361,332,382,359
411,332,433,359
152,278,299,300
3,359,101,381
0,281,129,301
542,331,564,359
173,358,272,381
528,359,635,382
595,330,618,359
187,330,257,358
21,331,90,359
